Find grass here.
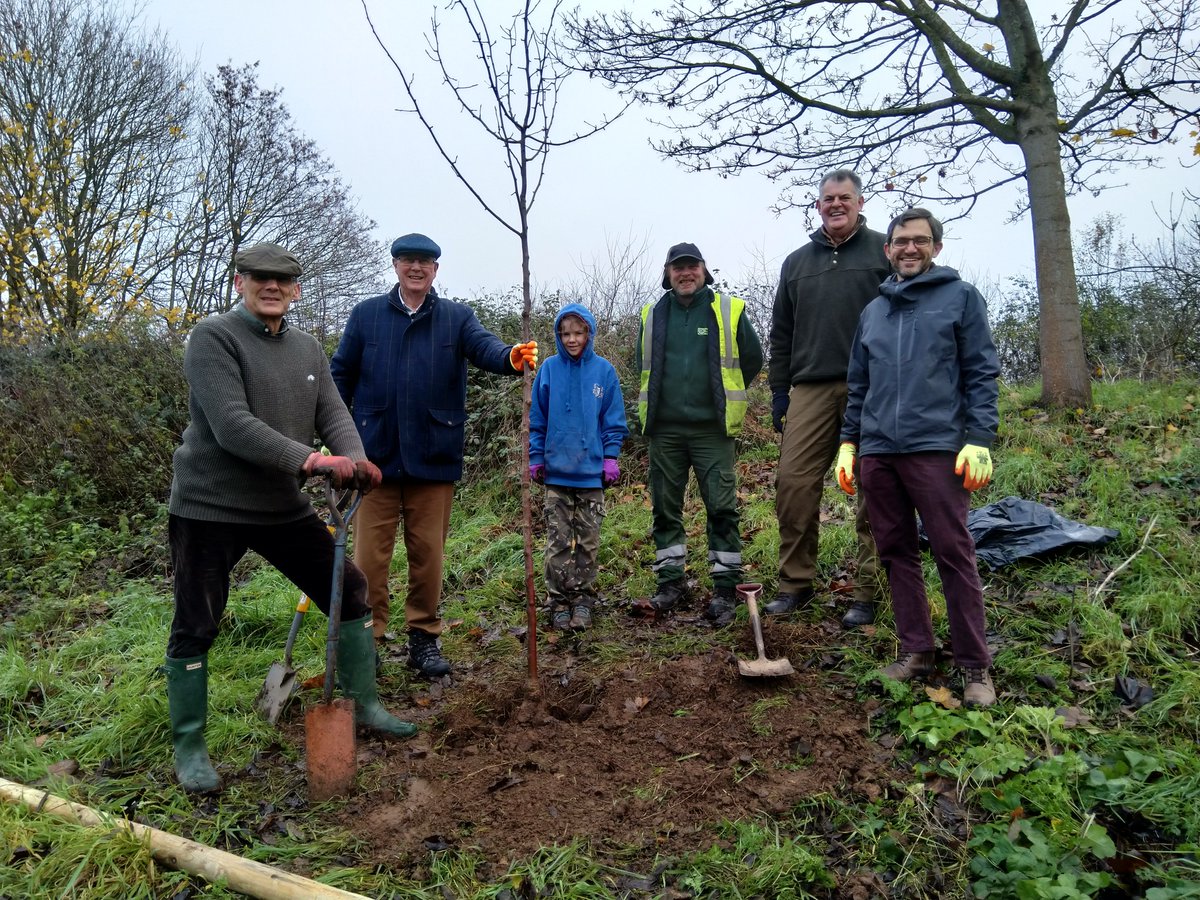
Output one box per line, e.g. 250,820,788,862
2,378,1200,897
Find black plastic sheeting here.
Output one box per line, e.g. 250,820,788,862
919,495,1120,569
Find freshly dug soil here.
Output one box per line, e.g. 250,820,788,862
331,614,899,882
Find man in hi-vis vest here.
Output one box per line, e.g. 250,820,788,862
636,242,763,626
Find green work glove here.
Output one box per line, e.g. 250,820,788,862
954,443,993,491
835,442,857,496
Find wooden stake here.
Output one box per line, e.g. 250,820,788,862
0,777,369,900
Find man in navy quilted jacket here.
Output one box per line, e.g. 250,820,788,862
332,234,538,678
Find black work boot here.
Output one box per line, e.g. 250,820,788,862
763,586,814,616
704,585,736,627
648,579,686,613
407,629,451,679
841,600,876,628
164,655,220,793
339,616,418,737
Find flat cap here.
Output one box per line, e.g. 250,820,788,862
234,242,303,277
390,233,442,259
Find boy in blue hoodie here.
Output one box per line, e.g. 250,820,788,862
529,304,629,631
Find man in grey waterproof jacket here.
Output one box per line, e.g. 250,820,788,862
836,208,1001,707
166,242,415,794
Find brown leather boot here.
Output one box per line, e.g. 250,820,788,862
963,668,997,707
879,651,935,682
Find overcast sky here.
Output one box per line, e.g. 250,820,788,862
141,0,1194,301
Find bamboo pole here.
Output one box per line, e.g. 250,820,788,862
0,777,371,900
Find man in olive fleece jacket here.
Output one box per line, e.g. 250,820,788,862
164,242,414,794
767,169,890,627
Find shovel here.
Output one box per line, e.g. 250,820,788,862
306,476,362,802
736,582,794,678
254,591,311,725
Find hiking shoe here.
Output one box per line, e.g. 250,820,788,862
841,600,876,628
568,606,592,631
763,587,814,616
406,630,451,679
648,580,686,612
550,607,572,631
879,651,935,682
704,586,736,627
963,668,997,707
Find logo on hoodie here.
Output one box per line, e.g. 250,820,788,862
593,383,604,399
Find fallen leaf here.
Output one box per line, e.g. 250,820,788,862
487,773,524,793
1034,673,1058,690
925,685,962,709
624,695,651,713
47,759,79,777
1056,706,1091,729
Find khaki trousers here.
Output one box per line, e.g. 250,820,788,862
775,381,882,601
353,480,454,638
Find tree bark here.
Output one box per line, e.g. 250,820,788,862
1015,113,1093,407
999,0,1093,408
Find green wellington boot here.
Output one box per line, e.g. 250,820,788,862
338,616,418,738
164,655,220,793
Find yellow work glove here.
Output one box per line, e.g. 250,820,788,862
835,442,857,496
510,340,539,371
955,443,993,491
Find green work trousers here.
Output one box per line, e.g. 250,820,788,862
648,430,741,589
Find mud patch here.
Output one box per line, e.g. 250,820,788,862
336,620,898,878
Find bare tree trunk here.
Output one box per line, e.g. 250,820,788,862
519,224,538,689
1017,102,1093,407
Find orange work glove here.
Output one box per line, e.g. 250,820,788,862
835,442,857,496
304,452,356,489
954,444,993,491
510,340,539,371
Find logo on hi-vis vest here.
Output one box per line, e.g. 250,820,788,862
697,327,709,336
593,383,604,399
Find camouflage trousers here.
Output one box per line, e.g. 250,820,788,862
543,485,605,609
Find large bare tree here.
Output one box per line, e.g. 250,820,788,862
363,0,625,681
0,0,191,342
162,63,383,339
568,0,1200,407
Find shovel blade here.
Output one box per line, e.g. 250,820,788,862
306,698,357,802
255,662,298,725
738,656,795,678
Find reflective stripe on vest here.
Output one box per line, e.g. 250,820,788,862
638,292,749,436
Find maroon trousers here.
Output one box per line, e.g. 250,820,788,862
859,453,991,669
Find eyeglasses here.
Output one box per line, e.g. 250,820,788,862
889,236,934,249
395,255,436,267
244,272,297,286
